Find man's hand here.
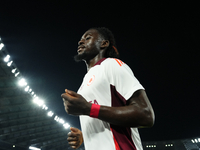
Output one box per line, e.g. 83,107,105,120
67,127,83,149
61,89,92,115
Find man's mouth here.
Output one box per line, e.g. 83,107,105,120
77,46,85,53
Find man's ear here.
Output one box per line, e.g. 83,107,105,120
100,40,109,49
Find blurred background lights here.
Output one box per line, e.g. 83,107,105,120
4,55,10,62
191,139,195,143
42,105,48,110
47,111,54,117
7,61,13,66
63,123,70,129
0,38,71,139
0,43,4,50
29,146,41,150
11,68,17,73
58,118,65,124
54,116,59,121
15,72,20,77
18,78,27,86
33,97,44,106
25,86,29,92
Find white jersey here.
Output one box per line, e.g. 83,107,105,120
78,58,144,150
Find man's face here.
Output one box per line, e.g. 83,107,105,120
74,29,102,62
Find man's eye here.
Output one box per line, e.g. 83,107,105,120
86,37,91,40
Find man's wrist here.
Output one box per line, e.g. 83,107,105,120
84,102,92,116
89,104,100,118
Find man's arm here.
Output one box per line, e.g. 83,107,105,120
61,89,154,128
98,89,154,127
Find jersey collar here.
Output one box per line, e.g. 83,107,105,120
94,58,107,66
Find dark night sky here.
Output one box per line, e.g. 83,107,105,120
0,1,199,142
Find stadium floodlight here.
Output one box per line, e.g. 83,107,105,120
29,146,41,150
54,116,59,121
4,55,10,62
33,97,44,106
198,138,200,142
31,91,34,95
7,61,13,66
44,106,48,110
191,139,195,143
59,118,65,124
63,123,70,129
47,111,54,117
18,78,27,86
12,68,17,73
29,88,32,92
13,145,15,147
0,43,4,50
25,86,29,92
195,139,198,143
15,72,20,77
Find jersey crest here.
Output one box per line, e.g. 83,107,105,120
87,75,95,86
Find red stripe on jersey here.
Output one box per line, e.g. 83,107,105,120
111,128,121,150
114,59,122,66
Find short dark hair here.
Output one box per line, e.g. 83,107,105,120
90,27,120,58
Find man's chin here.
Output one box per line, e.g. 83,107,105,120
74,53,86,62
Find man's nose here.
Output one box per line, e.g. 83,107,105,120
78,39,84,46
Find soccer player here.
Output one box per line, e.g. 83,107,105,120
61,27,155,150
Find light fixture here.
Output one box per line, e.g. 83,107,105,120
54,116,59,121
7,61,13,66
195,139,198,143
59,118,65,124
191,139,195,143
29,146,41,150
15,72,20,77
63,123,70,129
4,55,10,62
47,111,54,117
12,68,17,73
18,78,27,86
0,43,4,50
33,97,44,106
25,86,29,92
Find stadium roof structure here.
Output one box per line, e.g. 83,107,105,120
0,38,84,150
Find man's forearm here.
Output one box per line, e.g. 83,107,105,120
88,90,155,127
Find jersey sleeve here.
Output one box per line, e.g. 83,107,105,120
105,58,144,100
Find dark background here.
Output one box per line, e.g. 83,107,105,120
0,1,199,142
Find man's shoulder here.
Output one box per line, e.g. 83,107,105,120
103,58,125,67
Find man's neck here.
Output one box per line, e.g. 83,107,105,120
85,55,105,72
